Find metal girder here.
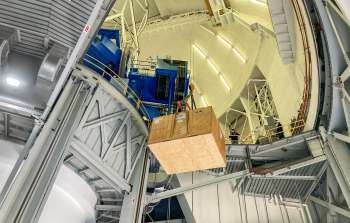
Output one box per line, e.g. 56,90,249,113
332,131,350,143
119,148,149,223
83,110,128,130
226,131,319,161
70,138,131,193
304,162,328,201
102,112,131,160
125,116,132,177
321,130,350,207
251,175,318,181
113,135,144,152
310,196,350,219
253,131,320,154
126,137,147,182
148,170,251,203
270,155,326,176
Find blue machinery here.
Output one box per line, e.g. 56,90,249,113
84,29,122,75
84,29,190,119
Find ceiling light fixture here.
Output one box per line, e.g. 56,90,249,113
250,0,267,6
6,77,20,87
200,95,209,106
217,34,247,63
200,24,216,36
192,44,206,59
217,34,232,48
232,48,247,63
219,74,231,92
207,59,220,74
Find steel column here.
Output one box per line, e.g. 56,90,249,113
70,138,131,192
148,170,250,203
119,148,149,223
310,196,350,219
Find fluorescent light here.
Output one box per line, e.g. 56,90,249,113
232,47,247,63
219,74,231,91
207,59,220,74
217,34,232,48
200,95,209,106
192,44,206,59
216,34,248,63
6,77,20,87
200,24,216,36
250,0,267,6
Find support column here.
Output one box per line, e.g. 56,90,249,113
321,128,350,208
119,148,150,223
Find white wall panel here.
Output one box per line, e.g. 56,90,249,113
177,172,305,223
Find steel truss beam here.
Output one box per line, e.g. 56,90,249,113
310,196,350,219
147,170,251,204
83,110,128,130
251,175,318,181
227,131,319,159
321,129,350,208
70,138,131,192
120,148,149,223
270,155,326,176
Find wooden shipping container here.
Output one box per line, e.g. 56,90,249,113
148,107,226,174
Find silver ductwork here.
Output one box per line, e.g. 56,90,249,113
0,39,10,66
37,45,68,83
0,26,19,67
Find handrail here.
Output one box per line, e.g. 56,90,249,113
228,118,305,145
82,54,151,122
290,0,313,135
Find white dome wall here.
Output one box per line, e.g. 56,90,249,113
191,22,261,117
139,21,261,117
228,0,273,29
138,1,311,129
177,172,309,223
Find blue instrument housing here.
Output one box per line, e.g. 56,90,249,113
84,29,190,119
83,29,122,75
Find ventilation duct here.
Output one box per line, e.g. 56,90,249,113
0,39,9,66
37,45,68,83
0,26,19,66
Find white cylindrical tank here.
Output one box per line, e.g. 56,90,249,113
0,139,97,223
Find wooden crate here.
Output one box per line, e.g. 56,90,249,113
148,107,226,174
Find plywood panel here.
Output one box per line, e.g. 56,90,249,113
148,107,226,174
148,114,174,144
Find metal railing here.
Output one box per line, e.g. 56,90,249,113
290,0,313,134
129,59,157,76
227,119,305,145
82,54,151,123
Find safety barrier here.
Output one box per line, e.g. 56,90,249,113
82,54,151,122
290,0,313,135
227,119,305,145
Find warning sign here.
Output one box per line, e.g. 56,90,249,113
83,25,91,33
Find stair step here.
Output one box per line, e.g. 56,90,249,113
96,204,122,212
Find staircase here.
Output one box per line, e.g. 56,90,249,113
62,67,149,223
268,0,296,64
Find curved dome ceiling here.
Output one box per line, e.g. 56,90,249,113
112,0,320,140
